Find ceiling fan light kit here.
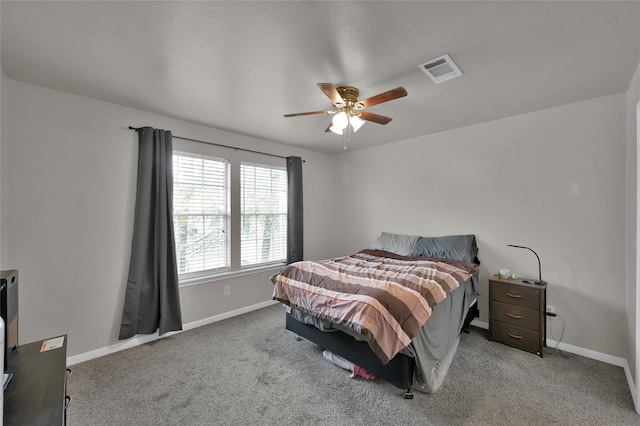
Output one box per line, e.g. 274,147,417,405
329,110,366,135
284,83,408,145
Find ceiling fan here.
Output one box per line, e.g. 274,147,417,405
283,83,408,135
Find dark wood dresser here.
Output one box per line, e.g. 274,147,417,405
488,275,546,357
4,335,70,425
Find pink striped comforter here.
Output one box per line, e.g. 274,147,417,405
273,249,478,364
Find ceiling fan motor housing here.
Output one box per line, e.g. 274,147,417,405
336,86,363,108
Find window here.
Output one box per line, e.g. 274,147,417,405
172,149,288,282
173,152,230,276
240,163,287,267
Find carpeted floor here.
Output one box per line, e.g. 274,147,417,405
66,304,638,425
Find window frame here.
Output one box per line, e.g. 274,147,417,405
171,140,288,287
239,161,288,269
172,151,231,281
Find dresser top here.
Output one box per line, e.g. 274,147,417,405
489,274,547,289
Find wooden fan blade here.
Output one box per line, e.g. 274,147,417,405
359,111,392,125
317,83,344,106
283,110,329,118
324,122,332,133
359,87,407,108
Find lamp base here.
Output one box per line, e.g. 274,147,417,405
522,279,547,286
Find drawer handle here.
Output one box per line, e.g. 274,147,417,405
506,312,523,319
66,368,73,380
65,395,72,409
505,292,522,299
507,332,523,340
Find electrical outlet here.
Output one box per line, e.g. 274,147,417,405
546,305,555,314
224,285,231,296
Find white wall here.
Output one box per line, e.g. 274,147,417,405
626,59,640,411
1,78,336,358
334,94,628,358
0,0,3,268
1,71,635,382
0,103,2,276
1,0,5,266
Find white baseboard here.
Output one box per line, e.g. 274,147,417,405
470,318,637,412
546,338,628,367
623,360,638,413
67,300,279,366
470,319,626,366
470,319,488,329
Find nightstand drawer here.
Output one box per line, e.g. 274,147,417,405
490,301,540,331
490,320,541,355
490,281,540,309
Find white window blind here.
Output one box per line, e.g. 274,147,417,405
173,152,230,276
240,162,287,267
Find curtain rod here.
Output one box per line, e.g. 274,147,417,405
128,126,303,161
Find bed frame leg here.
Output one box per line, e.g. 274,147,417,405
402,389,414,399
295,335,302,341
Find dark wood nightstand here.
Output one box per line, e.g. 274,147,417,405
488,274,546,357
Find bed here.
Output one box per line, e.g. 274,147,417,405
272,233,480,398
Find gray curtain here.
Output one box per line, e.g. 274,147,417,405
286,156,303,264
119,127,182,339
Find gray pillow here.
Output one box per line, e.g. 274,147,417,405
411,234,478,263
368,232,420,256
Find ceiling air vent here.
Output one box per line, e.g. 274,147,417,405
419,54,463,84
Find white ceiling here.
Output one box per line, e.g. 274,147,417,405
2,1,640,154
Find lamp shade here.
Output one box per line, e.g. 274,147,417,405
330,111,348,135
349,115,365,132
329,124,344,135
332,112,348,128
